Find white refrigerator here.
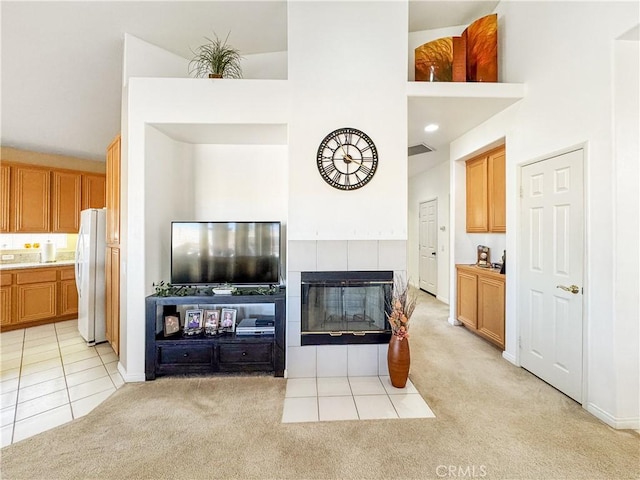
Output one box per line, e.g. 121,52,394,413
75,208,107,345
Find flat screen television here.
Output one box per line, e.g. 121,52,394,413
171,221,281,286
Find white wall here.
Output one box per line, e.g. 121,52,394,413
123,34,189,84
243,51,287,80
408,155,451,303
450,1,639,428
287,1,408,241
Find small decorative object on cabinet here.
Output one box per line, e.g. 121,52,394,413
204,309,220,336
184,309,204,336
163,313,180,337
189,32,243,79
386,277,417,388
146,290,285,379
220,308,237,333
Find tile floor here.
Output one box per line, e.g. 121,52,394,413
0,320,123,447
282,375,435,423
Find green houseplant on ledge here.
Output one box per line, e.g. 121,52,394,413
189,32,243,79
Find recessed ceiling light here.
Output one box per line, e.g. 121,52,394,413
424,124,439,133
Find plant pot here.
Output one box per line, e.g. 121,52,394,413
208,73,223,78
387,334,410,388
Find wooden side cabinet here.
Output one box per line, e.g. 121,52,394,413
465,145,506,233
0,165,10,233
58,267,78,317
456,264,505,349
0,273,12,326
82,173,106,210
105,246,120,355
12,165,50,232
106,135,121,246
52,170,82,233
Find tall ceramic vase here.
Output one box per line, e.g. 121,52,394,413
387,334,410,388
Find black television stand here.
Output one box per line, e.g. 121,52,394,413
145,291,285,380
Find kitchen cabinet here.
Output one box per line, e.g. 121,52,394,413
466,145,506,233
105,246,120,355
106,135,121,246
12,165,50,233
82,173,106,210
456,264,505,349
0,264,79,331
0,165,9,233
52,170,82,233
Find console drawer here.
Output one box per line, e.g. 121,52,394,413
157,344,214,366
218,343,273,364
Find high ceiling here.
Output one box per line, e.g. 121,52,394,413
1,1,500,175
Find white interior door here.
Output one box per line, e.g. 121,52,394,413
419,199,437,295
519,149,584,402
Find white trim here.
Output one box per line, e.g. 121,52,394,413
502,350,517,366
118,362,146,382
586,402,640,430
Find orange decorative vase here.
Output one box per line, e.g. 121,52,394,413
387,334,410,388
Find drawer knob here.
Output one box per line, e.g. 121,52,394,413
183,353,189,357
242,352,247,356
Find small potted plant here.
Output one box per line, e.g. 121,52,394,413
189,32,243,79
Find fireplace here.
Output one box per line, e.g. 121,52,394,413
300,271,393,345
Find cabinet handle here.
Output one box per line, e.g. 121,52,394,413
242,352,247,356
183,353,189,357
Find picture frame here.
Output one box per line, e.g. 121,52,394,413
184,309,204,332
163,313,181,337
204,309,221,336
220,308,237,333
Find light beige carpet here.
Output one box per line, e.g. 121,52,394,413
1,292,638,479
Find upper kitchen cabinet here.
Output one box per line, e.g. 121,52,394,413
52,170,82,233
106,135,121,246
12,165,50,233
466,145,506,233
82,173,106,210
0,164,9,233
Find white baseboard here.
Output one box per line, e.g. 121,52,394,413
118,363,146,383
586,402,640,429
436,295,449,305
502,350,517,365
448,316,462,326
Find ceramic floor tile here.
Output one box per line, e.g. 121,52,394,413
22,340,59,356
0,368,20,382
285,378,318,397
55,323,79,334
389,394,435,419
23,335,60,348
71,388,115,419
0,357,22,372
0,350,23,364
281,397,318,423
317,377,352,396
0,330,25,344
110,372,124,389
318,395,359,421
380,376,419,395
1,424,13,448
55,319,78,329
0,389,18,409
20,357,62,376
24,328,56,342
18,376,67,403
68,376,114,402
62,348,99,365
99,352,118,364
353,394,398,420
104,360,119,375
65,365,108,387
21,348,61,366
13,404,72,443
1,405,16,427
349,376,386,395
57,336,86,348
19,365,65,388
0,376,20,394
15,389,69,422
62,356,103,375
1,341,25,354
56,330,84,342
95,343,114,355
60,342,95,356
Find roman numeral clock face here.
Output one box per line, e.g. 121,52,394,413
316,127,378,190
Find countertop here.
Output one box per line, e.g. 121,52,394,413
456,263,505,279
0,260,75,271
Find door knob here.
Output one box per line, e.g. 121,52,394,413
431,252,436,256
556,284,580,294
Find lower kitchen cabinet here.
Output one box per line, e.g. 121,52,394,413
456,264,505,349
0,265,79,331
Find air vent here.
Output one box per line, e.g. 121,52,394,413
408,143,435,156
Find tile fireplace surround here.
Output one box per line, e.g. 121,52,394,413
286,239,406,379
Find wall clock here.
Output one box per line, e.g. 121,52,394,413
316,127,378,190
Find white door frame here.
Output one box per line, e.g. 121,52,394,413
516,143,589,405
419,198,438,296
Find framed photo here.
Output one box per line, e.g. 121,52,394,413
204,309,221,335
163,313,181,337
220,308,237,333
185,309,203,331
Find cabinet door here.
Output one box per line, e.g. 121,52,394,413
17,283,56,323
465,156,488,232
477,275,505,349
82,174,106,210
456,269,478,328
0,273,12,325
0,165,9,233
488,147,506,232
106,135,121,245
13,166,50,232
59,267,78,317
52,170,82,233
105,246,120,355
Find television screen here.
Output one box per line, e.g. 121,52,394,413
171,221,281,286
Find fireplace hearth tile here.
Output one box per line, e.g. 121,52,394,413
285,378,317,398
390,393,436,419
282,397,318,423
317,377,351,396
380,376,419,395
348,376,386,395
318,396,358,421
354,394,397,420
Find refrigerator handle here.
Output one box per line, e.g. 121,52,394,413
75,227,83,296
